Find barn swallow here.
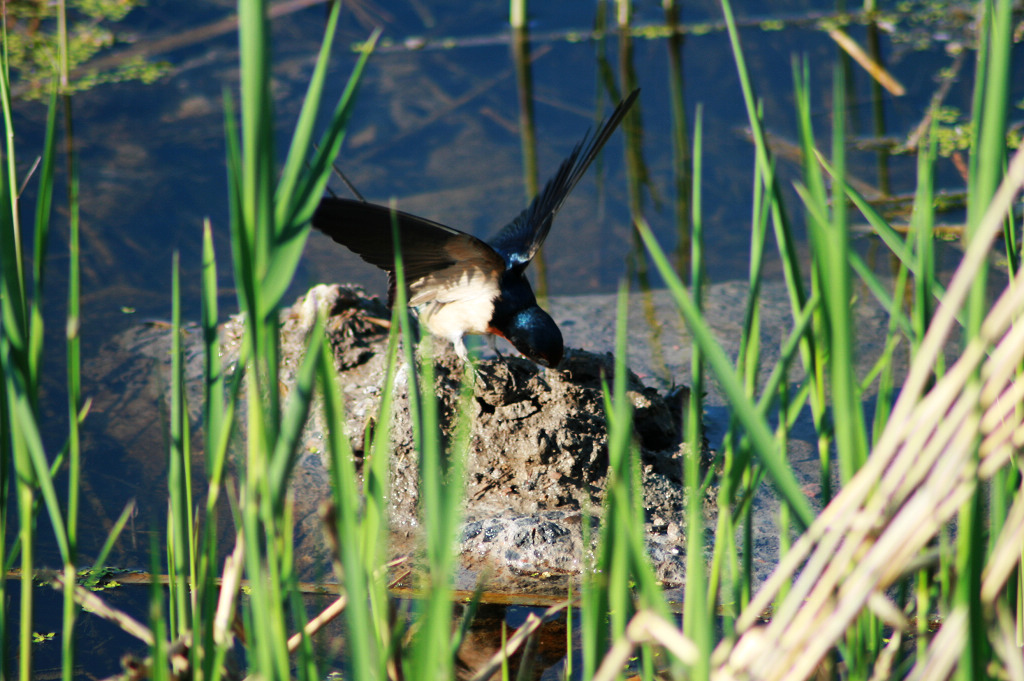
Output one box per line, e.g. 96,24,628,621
312,89,639,368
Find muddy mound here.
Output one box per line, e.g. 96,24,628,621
259,284,702,591
84,284,705,594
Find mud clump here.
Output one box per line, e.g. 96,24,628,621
278,285,703,593
387,348,688,524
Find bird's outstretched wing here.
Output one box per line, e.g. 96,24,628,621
311,198,506,307
487,88,640,270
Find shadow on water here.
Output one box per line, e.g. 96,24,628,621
5,0,1017,678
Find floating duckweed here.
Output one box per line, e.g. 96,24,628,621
634,24,674,39
5,0,169,98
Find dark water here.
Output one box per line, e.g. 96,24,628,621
15,0,987,437
7,0,1018,676
12,1,988,346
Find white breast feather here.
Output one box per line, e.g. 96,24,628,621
409,237,503,344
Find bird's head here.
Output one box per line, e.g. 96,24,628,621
503,306,563,368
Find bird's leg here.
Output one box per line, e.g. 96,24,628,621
485,334,505,362
483,334,520,391
453,335,470,362
452,335,490,389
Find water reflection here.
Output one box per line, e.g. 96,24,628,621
511,26,546,298
13,2,988,346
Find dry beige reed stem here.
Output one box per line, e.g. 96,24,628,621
468,601,569,681
711,145,1024,681
990,603,1024,681
981,476,1024,603
591,610,699,681
904,607,966,681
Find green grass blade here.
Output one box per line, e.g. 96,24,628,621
409,334,457,679
11,388,69,557
817,152,948,306
636,219,814,529
274,0,344,222
201,219,226,472
719,0,809,323
601,284,638,649
61,86,83,681
968,0,1012,236
222,90,256,325
84,500,137,587
0,19,27,337
389,200,422,454
167,252,191,638
28,87,60,401
911,122,938,356
261,30,380,310
319,336,382,679
684,106,713,678
237,0,274,274
268,315,324,511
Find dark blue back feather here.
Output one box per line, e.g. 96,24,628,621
488,89,639,269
